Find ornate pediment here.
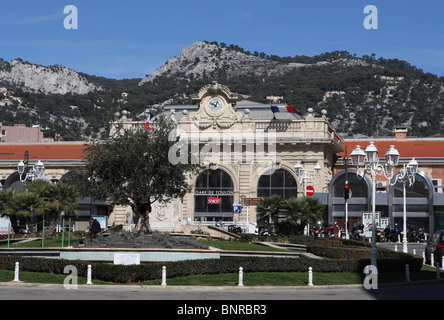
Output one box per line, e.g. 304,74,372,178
189,82,243,130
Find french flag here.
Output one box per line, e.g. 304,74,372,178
271,105,296,113
144,111,152,130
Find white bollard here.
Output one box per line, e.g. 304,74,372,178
436,263,441,279
238,267,244,287
405,264,411,282
13,262,20,282
442,257,444,271
394,244,398,252
413,249,416,256
86,265,92,285
161,266,167,286
308,267,314,286
431,253,435,267
422,251,425,264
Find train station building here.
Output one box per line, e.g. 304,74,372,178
0,82,443,235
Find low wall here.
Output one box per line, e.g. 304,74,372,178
0,248,221,262
60,248,220,262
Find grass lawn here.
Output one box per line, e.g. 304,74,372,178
0,238,80,248
0,269,112,285
197,239,294,252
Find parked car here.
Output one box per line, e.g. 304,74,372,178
425,230,444,266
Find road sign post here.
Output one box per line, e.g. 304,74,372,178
305,186,315,197
240,198,263,234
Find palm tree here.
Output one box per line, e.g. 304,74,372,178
47,182,79,218
0,188,15,216
256,194,285,232
4,190,43,234
27,180,79,232
302,196,325,226
280,197,306,234
280,197,326,235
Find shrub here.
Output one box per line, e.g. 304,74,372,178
0,236,423,283
0,253,423,284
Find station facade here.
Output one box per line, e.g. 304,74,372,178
0,82,443,234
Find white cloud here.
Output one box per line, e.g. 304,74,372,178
0,12,63,26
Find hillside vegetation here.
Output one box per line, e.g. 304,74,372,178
0,42,443,141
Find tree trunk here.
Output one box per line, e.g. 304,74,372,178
133,203,152,234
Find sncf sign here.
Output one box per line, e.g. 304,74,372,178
207,197,221,205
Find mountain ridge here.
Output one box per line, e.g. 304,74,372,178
0,41,443,140
139,41,373,85
0,58,100,95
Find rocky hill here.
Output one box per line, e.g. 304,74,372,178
137,41,444,138
139,41,370,85
0,58,100,95
0,41,443,140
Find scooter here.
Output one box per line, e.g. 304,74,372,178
352,223,364,241
375,227,385,242
325,222,338,238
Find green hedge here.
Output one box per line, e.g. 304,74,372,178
0,236,423,283
0,253,423,284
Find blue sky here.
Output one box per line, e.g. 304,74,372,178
1,0,444,79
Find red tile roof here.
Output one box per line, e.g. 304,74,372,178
0,143,87,161
340,139,444,159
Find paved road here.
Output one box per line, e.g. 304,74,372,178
377,241,426,256
0,242,436,306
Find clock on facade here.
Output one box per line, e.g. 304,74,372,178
208,97,223,113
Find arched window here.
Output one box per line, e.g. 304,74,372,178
392,173,432,222
393,174,429,198
194,169,234,220
257,169,297,199
333,173,368,198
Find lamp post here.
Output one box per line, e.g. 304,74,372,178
350,142,400,268
294,162,321,195
389,158,418,253
17,150,45,183
294,162,321,236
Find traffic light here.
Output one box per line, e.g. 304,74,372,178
344,182,350,200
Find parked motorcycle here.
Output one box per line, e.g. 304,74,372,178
407,226,418,242
375,227,385,242
384,224,402,242
407,226,426,242
325,222,339,238
417,227,426,242
310,225,319,237
352,222,364,240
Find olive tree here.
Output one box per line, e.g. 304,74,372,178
83,115,201,233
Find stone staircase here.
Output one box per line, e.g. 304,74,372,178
181,224,238,239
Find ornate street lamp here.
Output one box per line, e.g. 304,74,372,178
17,150,45,183
295,162,321,236
389,158,418,253
294,162,321,189
350,142,400,268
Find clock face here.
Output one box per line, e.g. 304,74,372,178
208,97,223,113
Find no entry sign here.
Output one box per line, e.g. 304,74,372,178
305,186,315,197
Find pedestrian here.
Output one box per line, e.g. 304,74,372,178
89,218,101,237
